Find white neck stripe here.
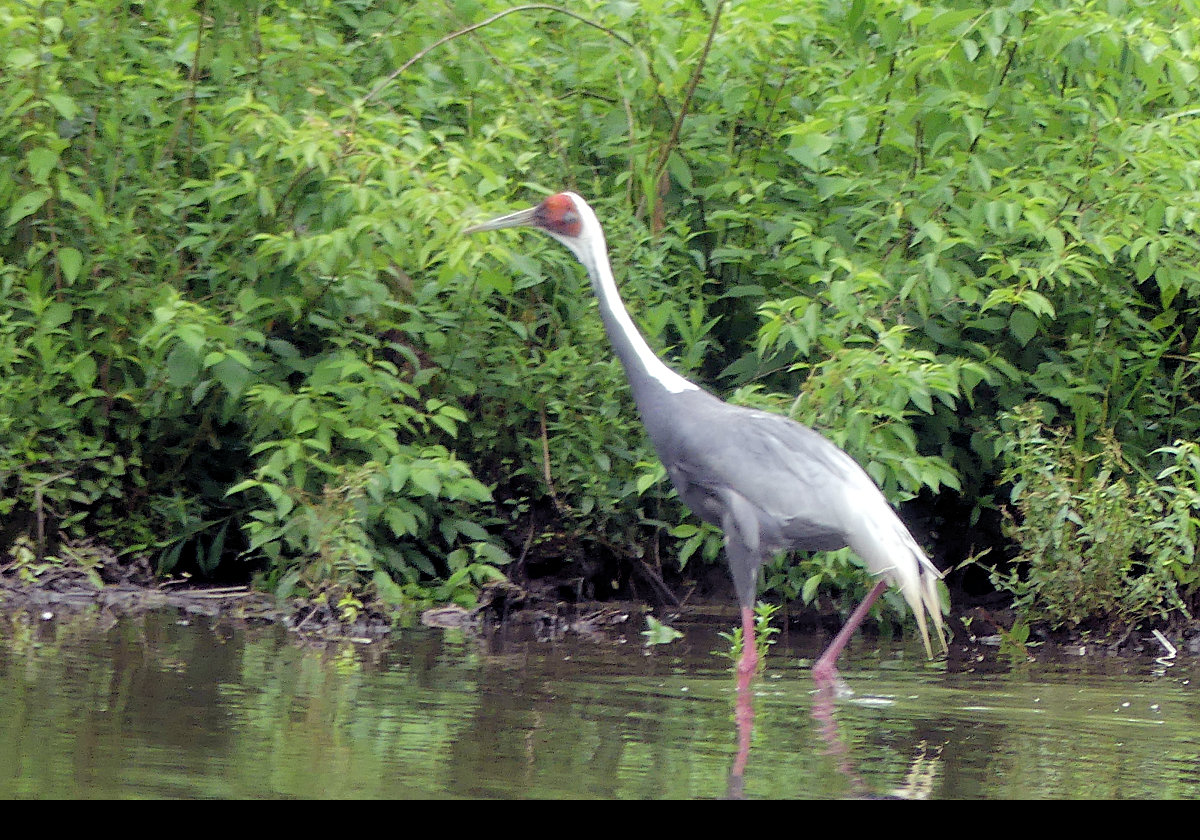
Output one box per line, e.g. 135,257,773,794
565,200,698,395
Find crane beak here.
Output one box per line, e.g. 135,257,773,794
463,205,539,235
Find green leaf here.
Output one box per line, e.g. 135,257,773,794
385,507,418,537
373,570,408,605
58,247,82,283
1009,310,1039,347
409,467,441,497
166,344,201,386
6,189,51,226
71,353,97,389
226,479,262,496
636,470,660,495
212,356,252,400
642,616,684,646
963,114,983,144
801,573,823,605
26,147,59,184
785,130,834,171
45,93,78,120
42,302,73,329
6,48,38,69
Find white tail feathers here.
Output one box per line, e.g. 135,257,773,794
850,511,948,660
910,553,948,660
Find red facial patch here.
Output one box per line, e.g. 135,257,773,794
535,193,582,237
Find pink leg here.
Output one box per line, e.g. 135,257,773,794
736,606,758,696
813,579,887,687
731,605,757,788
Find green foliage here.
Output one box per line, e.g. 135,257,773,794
4,0,1200,629
453,0,1200,625
995,617,1035,665
3,536,104,590
642,615,684,646
993,404,1195,631
718,601,780,673
0,0,515,611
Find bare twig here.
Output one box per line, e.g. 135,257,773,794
363,4,634,104
517,516,538,566
538,404,565,512
33,472,70,563
636,559,681,606
646,0,727,223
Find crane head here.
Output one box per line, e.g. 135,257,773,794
465,192,603,269
465,192,582,237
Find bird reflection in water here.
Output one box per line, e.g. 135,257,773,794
725,680,941,799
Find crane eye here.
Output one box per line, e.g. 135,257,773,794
547,209,581,236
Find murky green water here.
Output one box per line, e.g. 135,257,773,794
1,605,1196,798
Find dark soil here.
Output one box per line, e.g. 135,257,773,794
3,536,1197,660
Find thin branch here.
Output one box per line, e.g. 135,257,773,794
538,404,566,513
648,0,727,211
637,559,681,606
363,4,634,104
617,71,638,207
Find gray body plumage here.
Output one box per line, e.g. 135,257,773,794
640,386,866,604
634,370,942,645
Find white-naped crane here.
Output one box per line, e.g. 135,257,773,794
466,192,947,689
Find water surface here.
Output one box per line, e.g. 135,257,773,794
1,606,1195,798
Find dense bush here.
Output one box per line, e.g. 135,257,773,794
994,404,1196,631
2,0,1197,631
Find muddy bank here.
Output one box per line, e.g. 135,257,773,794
0,554,640,648
3,538,1197,661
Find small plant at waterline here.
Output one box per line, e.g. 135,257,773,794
992,404,1196,633
717,602,781,674
642,615,684,646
